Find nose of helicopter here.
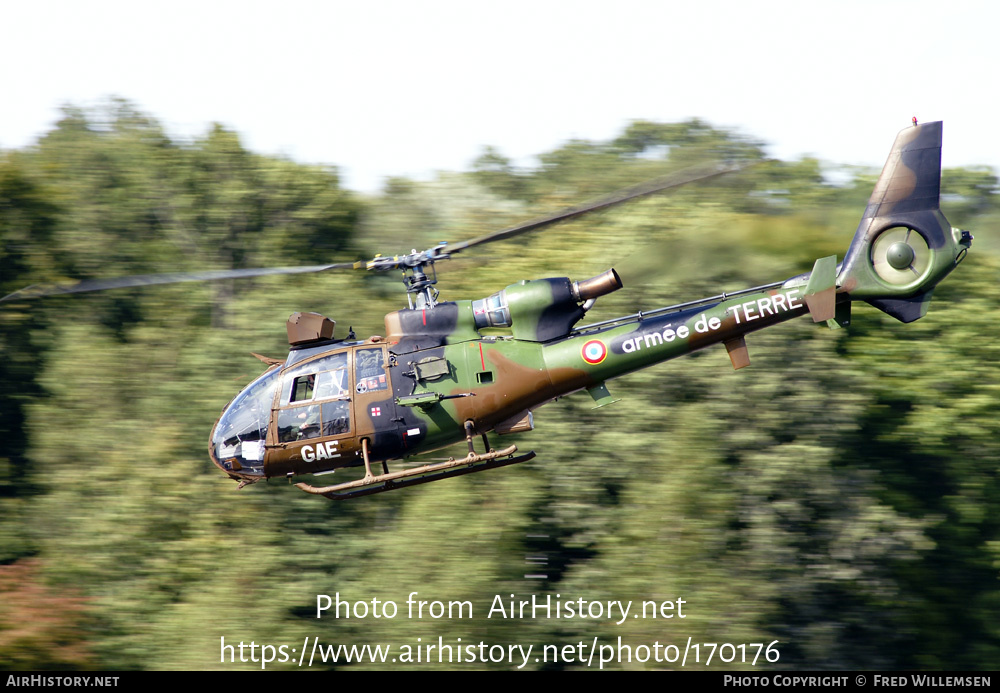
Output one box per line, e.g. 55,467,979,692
208,427,267,480
209,367,281,481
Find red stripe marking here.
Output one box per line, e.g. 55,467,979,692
422,309,426,326
479,343,486,370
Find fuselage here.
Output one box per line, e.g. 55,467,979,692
209,277,817,483
201,121,974,491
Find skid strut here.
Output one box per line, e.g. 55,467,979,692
294,427,534,500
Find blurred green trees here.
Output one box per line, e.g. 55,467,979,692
1,103,997,670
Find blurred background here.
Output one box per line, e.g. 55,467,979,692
1,1,998,671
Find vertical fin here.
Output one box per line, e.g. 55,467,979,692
834,121,971,322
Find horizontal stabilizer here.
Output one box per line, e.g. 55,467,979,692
804,255,837,322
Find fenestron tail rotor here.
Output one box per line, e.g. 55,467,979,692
870,226,931,286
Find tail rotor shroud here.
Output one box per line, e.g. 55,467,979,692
870,226,932,286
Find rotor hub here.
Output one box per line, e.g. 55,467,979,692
886,241,915,270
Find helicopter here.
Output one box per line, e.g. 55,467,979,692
1,120,973,500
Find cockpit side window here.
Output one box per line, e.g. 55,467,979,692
321,400,350,436
291,375,315,402
278,404,322,443
281,352,349,405
278,350,352,442
314,367,348,400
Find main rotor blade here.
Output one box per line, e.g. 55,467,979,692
443,160,745,255
0,261,363,303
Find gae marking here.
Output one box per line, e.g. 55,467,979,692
302,440,341,463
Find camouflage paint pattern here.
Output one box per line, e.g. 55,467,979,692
208,121,973,487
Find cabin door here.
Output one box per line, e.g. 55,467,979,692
351,345,402,456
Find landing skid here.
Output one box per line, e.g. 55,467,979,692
294,445,536,500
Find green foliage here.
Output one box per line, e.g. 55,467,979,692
1,105,997,669
0,154,60,561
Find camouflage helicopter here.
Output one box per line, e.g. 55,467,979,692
2,121,973,499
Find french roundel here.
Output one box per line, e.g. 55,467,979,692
581,339,608,365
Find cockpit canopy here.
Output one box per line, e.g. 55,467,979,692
210,346,387,478
210,367,280,476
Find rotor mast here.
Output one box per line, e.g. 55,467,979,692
403,260,440,309
365,242,449,309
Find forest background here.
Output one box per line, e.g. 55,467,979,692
1,101,998,670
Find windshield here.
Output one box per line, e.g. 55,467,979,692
210,367,280,476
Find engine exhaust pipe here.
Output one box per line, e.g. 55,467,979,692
573,268,623,302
